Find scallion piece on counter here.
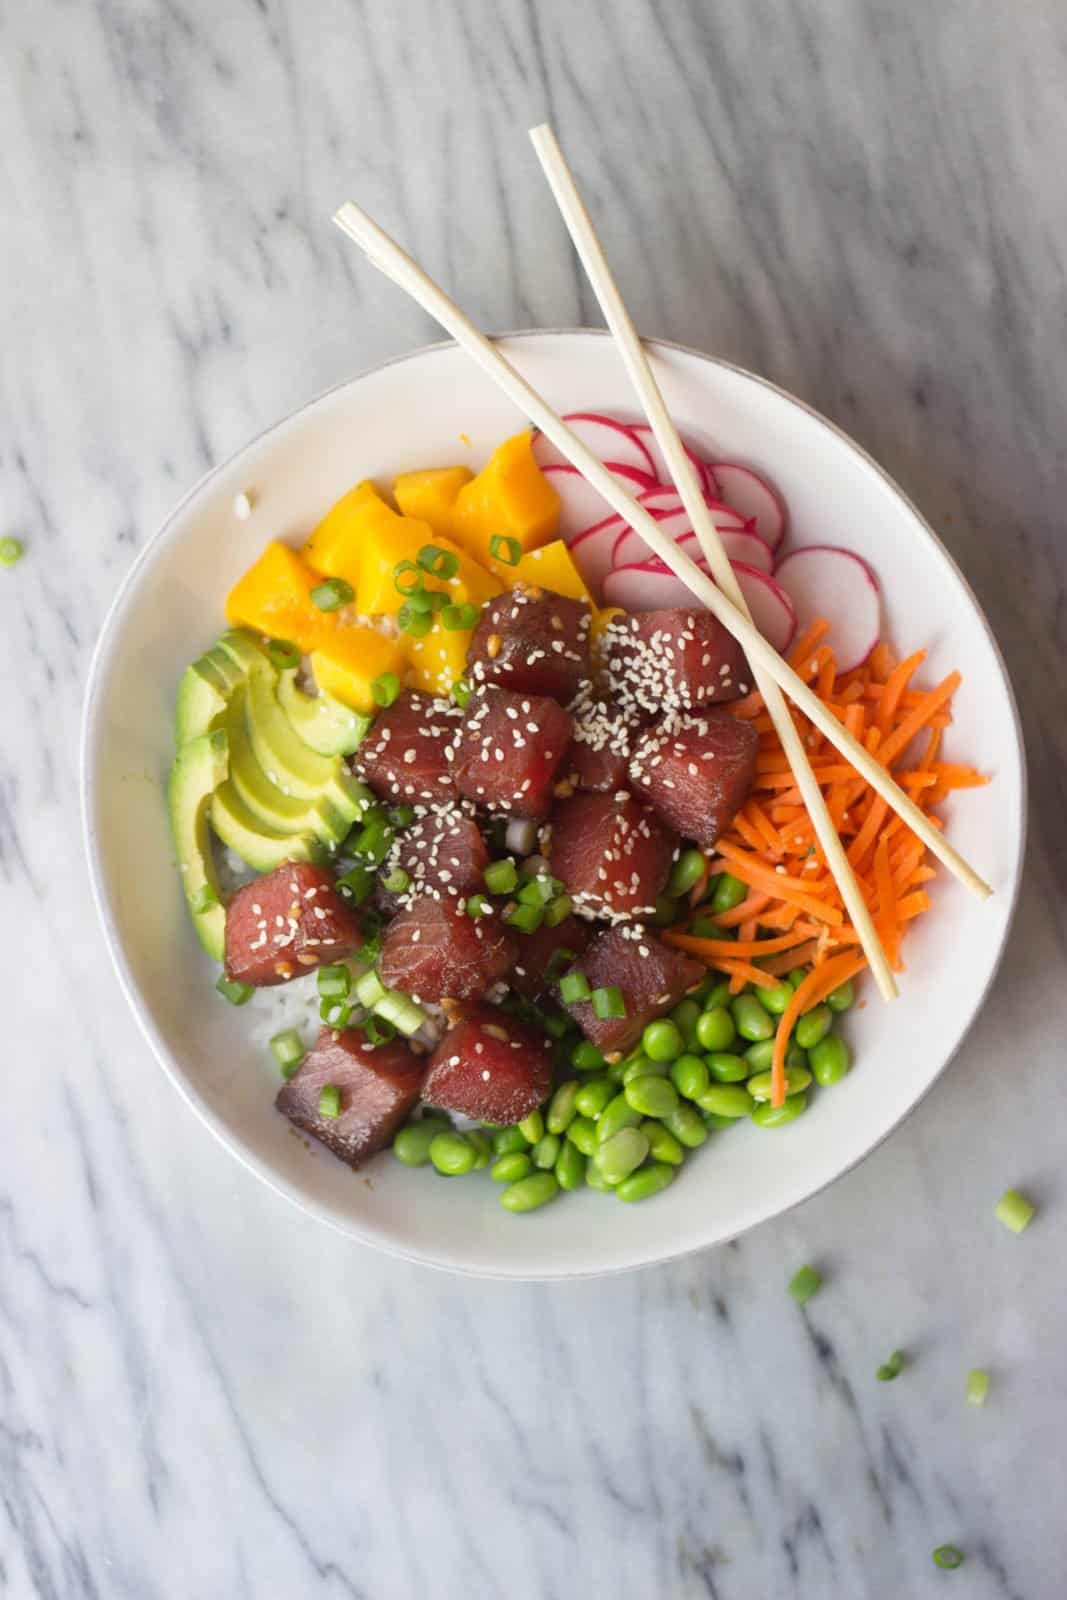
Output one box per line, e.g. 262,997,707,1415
876,1350,906,1381
559,971,591,1004
215,975,253,1006
442,602,480,631
484,859,518,895
788,1265,822,1305
592,986,625,1020
966,1369,990,1407
318,1084,342,1119
0,536,25,566
266,638,301,671
270,1029,305,1075
417,544,459,579
372,672,400,707
393,560,423,595
932,1546,964,1570
489,534,521,566
994,1188,1035,1233
311,577,354,612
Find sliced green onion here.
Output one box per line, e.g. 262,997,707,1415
408,585,447,614
689,915,722,939
354,970,387,1010
546,946,578,980
215,975,253,1006
417,543,459,579
364,1015,397,1047
442,602,480,631
398,604,433,638
788,1265,823,1305
932,1546,964,1570
319,997,353,1027
270,1029,305,1075
518,874,557,906
966,1369,990,1407
489,534,521,566
560,970,591,1004
317,964,351,1000
876,1350,906,1381
266,638,301,671
592,986,626,1020
359,910,384,966
354,974,428,1036
452,680,471,709
388,804,416,829
353,817,394,865
484,859,519,895
336,864,375,904
506,901,545,934
0,536,25,567
542,894,573,928
190,883,219,913
311,577,354,612
541,1010,571,1040
393,560,423,595
382,867,411,894
372,672,400,707
994,1188,1035,1233
466,893,490,919
318,1084,342,1119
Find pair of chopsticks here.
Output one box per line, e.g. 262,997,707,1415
332,128,992,1011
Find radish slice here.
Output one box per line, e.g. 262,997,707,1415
570,520,624,598
719,529,773,574
603,560,712,613
699,458,722,498
543,462,656,543
630,423,710,494
711,463,788,551
634,486,752,531
773,545,880,671
613,527,701,569
611,505,751,568
731,564,797,654
533,414,656,477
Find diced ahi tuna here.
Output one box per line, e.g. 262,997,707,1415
548,791,678,921
276,1027,425,1167
225,862,364,986
421,1007,552,1124
379,805,489,913
602,608,749,718
468,584,592,703
450,685,572,818
357,690,461,804
561,926,704,1054
379,893,516,1003
562,691,633,793
509,915,591,1003
629,709,760,848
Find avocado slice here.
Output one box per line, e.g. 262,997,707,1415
174,645,247,745
278,671,373,757
167,729,230,960
210,782,328,875
224,686,351,847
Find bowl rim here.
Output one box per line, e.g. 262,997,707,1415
80,328,1028,1279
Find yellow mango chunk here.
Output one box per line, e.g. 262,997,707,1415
490,539,594,607
404,619,472,699
451,432,560,565
393,466,473,542
355,504,502,615
225,542,326,650
302,479,388,578
309,625,406,714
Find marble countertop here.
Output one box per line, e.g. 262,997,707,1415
3,1,1065,1594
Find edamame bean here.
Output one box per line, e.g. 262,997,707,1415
546,1080,580,1134
492,1125,530,1156
429,1132,477,1176
711,872,748,914
532,1133,561,1169
624,1075,680,1119
555,1140,586,1191
467,1130,492,1168
696,1007,736,1051
787,967,808,989
622,1055,670,1085
809,1034,851,1085
757,982,793,1016
617,1162,677,1203
585,1160,615,1192
671,998,703,1046
667,848,707,898
706,1051,749,1083
752,1094,808,1128
665,1103,708,1148
671,1053,709,1101
641,1120,685,1166
746,1067,812,1101
500,1172,560,1212
697,1084,754,1119
571,1040,607,1072
704,1111,741,1129
594,1128,650,1186
795,1003,832,1050
596,1093,643,1144
518,1109,545,1144
643,1019,685,1062
827,979,855,1013
575,1078,616,1119
393,1119,450,1166
491,1152,533,1183
702,979,733,1011
744,1039,808,1074
731,994,775,1043
567,1115,598,1156
605,1057,627,1084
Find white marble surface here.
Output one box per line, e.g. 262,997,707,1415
2,1,1065,1594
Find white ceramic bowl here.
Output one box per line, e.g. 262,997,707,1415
82,331,1025,1278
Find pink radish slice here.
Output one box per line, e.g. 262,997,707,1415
699,458,722,498
613,527,701,568
730,563,797,654
611,505,751,568
569,521,624,599
543,462,656,544
719,529,773,574
637,485,754,533
629,423,711,494
710,463,788,551
773,545,880,671
532,414,656,477
603,560,713,613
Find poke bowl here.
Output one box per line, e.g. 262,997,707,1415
81,330,1025,1279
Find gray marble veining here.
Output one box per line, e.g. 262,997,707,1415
2,1,1065,1595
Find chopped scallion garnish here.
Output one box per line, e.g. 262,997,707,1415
319,997,353,1028
408,586,447,614
876,1350,906,1381
466,893,490,919
215,975,253,1006
397,604,433,638
592,986,626,1020
518,874,557,906
483,858,519,895
393,560,423,595
788,1265,822,1305
417,544,459,579
372,672,400,707
266,638,301,671
506,901,544,934
451,680,471,709
559,970,591,1004
932,1546,964,1570
317,964,351,1000
364,1015,397,1047
0,536,25,566
270,1029,305,1074
489,534,521,566
353,817,394,865
542,894,573,928
318,1084,342,1119
966,1369,990,1407
442,602,480,631
336,865,375,904
388,804,416,829
382,867,411,894
310,577,354,612
994,1188,1035,1233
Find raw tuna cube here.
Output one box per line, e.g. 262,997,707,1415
509,915,591,1003
421,1007,552,1124
276,1027,425,1168
548,791,678,920
357,690,461,803
380,805,489,912
602,608,749,718
450,685,572,818
225,862,364,986
379,893,516,1003
629,710,760,848
561,926,704,1054
468,584,592,703
562,693,633,793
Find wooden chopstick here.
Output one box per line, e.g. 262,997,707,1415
528,124,897,1002
331,200,993,902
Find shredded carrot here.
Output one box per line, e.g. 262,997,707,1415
665,926,822,961
720,959,781,992
771,953,869,1105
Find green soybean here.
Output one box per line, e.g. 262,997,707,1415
757,982,793,1016
671,997,702,1045
809,1034,851,1085
747,1067,812,1101
702,978,733,1011
731,994,775,1042
698,1084,754,1119
467,1130,492,1169
492,1125,530,1156
500,1172,560,1212
711,872,748,914
596,1093,643,1144
704,1111,741,1129
667,848,707,898
744,1038,807,1074
571,1040,606,1072
518,1109,545,1144
827,979,855,1013
585,1160,615,1192
617,1163,677,1203
429,1132,477,1176
575,1078,616,1119
491,1152,533,1183
622,1055,670,1085
795,1003,832,1049
531,1133,561,1169
752,1094,808,1128
604,1057,627,1084
706,1051,749,1083
392,1120,450,1166
642,1019,684,1062
671,1053,709,1101
566,1115,599,1156
665,1103,708,1148
696,1006,736,1051
555,1140,586,1191
624,1076,680,1119
787,967,809,989
594,1127,650,1186
641,1121,685,1166
546,1080,580,1134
